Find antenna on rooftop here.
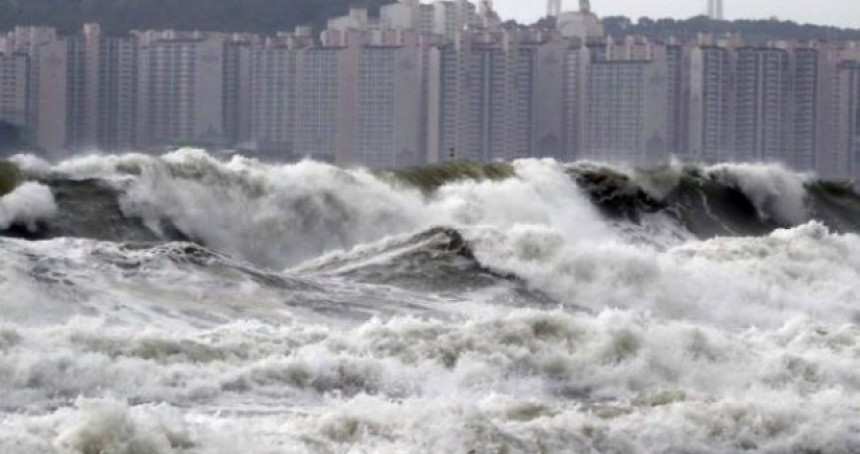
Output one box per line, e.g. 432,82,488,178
547,0,562,18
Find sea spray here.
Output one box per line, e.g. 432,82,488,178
0,182,57,231
0,150,859,453
6,150,860,255
0,310,858,453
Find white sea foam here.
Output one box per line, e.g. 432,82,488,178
0,310,858,453
707,162,812,225
1,151,858,453
467,221,860,328
30,150,610,267
0,182,58,231
7,153,53,177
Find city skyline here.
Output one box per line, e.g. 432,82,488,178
495,0,860,29
2,0,860,185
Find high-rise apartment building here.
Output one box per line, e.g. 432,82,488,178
63,24,140,152
250,43,298,158
251,28,427,166
688,44,735,162
574,38,670,165
294,47,341,162
734,46,791,162
0,51,28,142
381,0,483,39
97,34,139,150
561,45,589,160
664,43,685,155
223,38,253,148
66,33,87,149
845,62,860,182
582,58,669,165
381,0,436,35
790,45,821,171
433,29,538,162
136,33,225,148
531,37,568,160
4,27,69,155
4,0,860,185
356,43,425,168
815,45,860,180
830,60,860,181
433,0,480,39
65,23,104,151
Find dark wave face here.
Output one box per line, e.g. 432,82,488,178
1,150,860,453
4,155,858,249
567,162,860,237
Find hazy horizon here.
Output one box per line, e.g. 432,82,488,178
494,0,860,29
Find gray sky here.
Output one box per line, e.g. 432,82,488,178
493,0,859,28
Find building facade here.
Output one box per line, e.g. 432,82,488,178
0,51,28,139
3,0,860,184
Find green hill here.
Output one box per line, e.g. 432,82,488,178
603,16,860,43
0,0,395,35
2,2,859,41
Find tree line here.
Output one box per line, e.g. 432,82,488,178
603,16,860,43
2,2,858,40
0,0,394,35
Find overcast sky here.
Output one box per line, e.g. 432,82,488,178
493,0,859,29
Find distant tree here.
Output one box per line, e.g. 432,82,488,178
602,15,860,42
637,17,655,27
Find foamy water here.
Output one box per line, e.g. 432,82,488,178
1,151,858,453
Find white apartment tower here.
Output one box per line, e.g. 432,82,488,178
733,46,791,162
432,29,538,162
250,43,298,158
790,45,821,171
98,35,140,150
5,27,69,155
381,0,436,35
136,33,225,147
828,60,860,181
356,43,425,168
580,43,670,165
0,51,28,143
688,44,735,162
223,39,253,147
816,45,860,181
294,47,341,162
707,0,725,20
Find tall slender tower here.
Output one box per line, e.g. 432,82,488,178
547,0,561,18
707,0,724,19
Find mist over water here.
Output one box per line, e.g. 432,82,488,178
1,149,860,453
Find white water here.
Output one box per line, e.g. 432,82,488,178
0,182,57,231
708,162,812,225
1,150,858,453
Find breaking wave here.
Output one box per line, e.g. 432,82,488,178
1,149,860,453
0,182,57,233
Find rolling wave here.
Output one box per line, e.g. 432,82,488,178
1,150,860,453
5,151,857,255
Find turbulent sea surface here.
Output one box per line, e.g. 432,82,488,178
1,149,860,453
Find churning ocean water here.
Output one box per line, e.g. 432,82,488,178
0,149,859,453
